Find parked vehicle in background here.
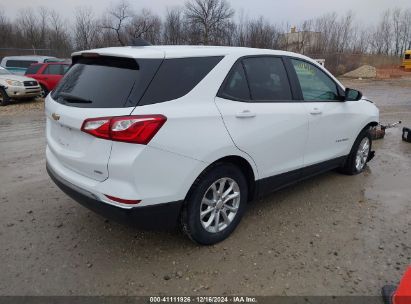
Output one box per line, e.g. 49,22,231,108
25,62,70,97
0,67,41,106
0,56,62,75
46,46,379,245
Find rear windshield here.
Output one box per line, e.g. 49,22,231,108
25,65,42,75
51,55,223,108
51,56,162,108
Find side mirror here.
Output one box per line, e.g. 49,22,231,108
344,88,363,101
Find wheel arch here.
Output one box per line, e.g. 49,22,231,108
38,81,50,91
185,155,257,204
340,120,376,175
365,121,379,128
216,156,256,202
349,121,378,153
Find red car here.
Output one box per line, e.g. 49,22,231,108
25,62,70,97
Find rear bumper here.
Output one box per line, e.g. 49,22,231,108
46,163,183,230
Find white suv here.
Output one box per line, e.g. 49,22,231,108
46,46,379,245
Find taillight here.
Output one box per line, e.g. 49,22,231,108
81,115,167,145
81,117,111,140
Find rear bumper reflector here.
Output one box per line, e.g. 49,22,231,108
105,195,141,205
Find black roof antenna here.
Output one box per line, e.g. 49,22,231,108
131,38,152,47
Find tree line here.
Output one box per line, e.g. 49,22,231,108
0,0,410,58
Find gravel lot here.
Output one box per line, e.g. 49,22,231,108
0,78,410,296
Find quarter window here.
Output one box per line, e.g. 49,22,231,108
243,57,292,101
291,59,340,101
140,56,223,106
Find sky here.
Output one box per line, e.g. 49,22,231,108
2,0,411,27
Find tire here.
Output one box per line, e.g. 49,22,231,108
181,163,248,245
40,84,49,98
340,128,372,175
0,87,10,106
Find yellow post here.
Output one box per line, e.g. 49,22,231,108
402,50,411,70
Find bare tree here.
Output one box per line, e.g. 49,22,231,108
184,0,234,45
402,9,411,51
392,8,403,56
2,1,411,60
234,11,247,47
48,10,72,56
74,7,100,50
125,9,161,44
351,26,371,54
247,17,281,49
163,7,186,44
298,20,314,54
0,8,14,49
102,0,131,46
337,11,354,53
376,10,393,55
17,7,49,50
311,13,338,53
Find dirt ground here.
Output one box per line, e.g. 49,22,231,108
0,78,410,296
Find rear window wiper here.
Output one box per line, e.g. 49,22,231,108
58,92,93,104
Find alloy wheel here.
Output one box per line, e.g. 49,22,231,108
200,178,241,233
40,86,47,98
355,137,370,171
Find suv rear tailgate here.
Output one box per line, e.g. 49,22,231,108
46,54,164,182
46,98,134,181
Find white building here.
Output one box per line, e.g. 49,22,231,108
281,27,322,54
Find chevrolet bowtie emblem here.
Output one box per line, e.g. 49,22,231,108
52,113,60,121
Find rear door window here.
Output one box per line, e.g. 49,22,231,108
139,56,223,106
243,57,293,101
44,64,62,75
51,56,162,108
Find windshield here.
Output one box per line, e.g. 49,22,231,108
0,69,11,75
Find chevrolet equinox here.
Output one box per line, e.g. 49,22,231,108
46,46,379,245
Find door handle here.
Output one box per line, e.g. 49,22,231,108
310,108,322,115
236,110,256,118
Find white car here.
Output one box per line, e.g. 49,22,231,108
0,55,58,75
0,67,41,106
45,46,379,245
